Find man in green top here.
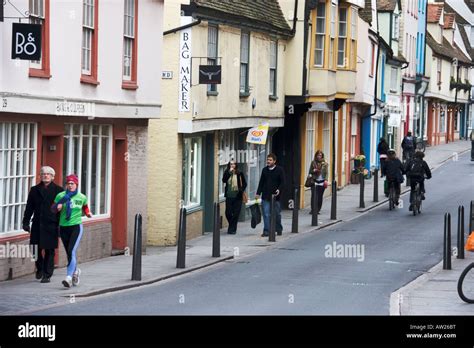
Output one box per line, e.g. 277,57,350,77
52,174,92,288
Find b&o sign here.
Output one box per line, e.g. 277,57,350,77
11,23,42,60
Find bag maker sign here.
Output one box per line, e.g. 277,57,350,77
11,23,42,60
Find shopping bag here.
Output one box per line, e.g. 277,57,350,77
250,203,261,229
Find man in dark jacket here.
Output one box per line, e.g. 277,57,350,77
256,153,285,237
381,150,404,205
405,151,432,211
23,166,64,283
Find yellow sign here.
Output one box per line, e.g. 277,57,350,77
246,123,269,145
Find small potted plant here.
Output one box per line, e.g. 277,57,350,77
351,155,366,184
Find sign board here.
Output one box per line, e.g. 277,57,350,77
179,17,192,112
162,71,173,79
246,123,269,145
199,65,222,84
12,23,42,60
55,101,95,117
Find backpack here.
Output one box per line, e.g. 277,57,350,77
408,159,424,177
403,137,414,149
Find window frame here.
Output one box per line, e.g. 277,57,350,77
81,0,99,85
337,7,348,68
122,0,139,90
0,122,37,236
207,24,219,94
240,30,250,96
183,136,202,209
28,0,51,79
314,2,326,67
269,40,278,98
390,66,398,92
63,124,112,219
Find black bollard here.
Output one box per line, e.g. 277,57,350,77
457,206,465,259
131,214,142,281
312,185,318,227
176,207,187,268
443,213,452,270
373,168,379,202
330,180,337,220
292,187,299,233
269,194,276,242
212,202,220,257
359,172,365,208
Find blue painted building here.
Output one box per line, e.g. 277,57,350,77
415,0,429,141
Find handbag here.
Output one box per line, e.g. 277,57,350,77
323,180,328,189
239,175,248,204
305,162,316,188
466,233,474,252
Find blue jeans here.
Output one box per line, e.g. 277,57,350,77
262,199,282,235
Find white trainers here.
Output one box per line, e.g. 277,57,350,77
72,268,81,286
62,276,72,288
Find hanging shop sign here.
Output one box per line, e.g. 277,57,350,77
11,23,42,60
198,65,222,84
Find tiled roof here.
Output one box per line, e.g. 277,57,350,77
377,0,397,11
427,3,444,23
443,13,455,29
359,0,372,24
191,0,292,36
426,32,472,64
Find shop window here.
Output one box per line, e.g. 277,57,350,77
183,137,202,208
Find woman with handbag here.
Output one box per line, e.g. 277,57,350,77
222,161,247,234
308,150,328,215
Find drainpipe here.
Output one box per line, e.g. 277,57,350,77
292,0,298,35
302,0,310,96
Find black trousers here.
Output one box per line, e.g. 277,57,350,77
471,141,474,160
34,248,55,278
225,197,242,233
311,184,325,213
410,177,425,203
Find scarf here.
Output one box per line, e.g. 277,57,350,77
229,173,239,192
57,190,78,220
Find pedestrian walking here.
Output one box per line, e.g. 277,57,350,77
401,132,415,162
52,174,92,288
308,150,328,215
256,153,285,237
22,166,64,283
222,161,247,234
377,138,389,177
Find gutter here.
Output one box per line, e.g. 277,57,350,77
163,19,202,36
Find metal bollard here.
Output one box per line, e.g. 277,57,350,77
212,202,220,257
457,206,465,259
312,185,318,227
443,213,452,270
359,172,365,208
373,168,379,202
330,180,337,220
291,187,299,233
269,194,276,242
131,214,142,281
176,207,187,268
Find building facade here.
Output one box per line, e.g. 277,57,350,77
0,0,163,280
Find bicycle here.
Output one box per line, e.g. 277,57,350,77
415,138,426,152
412,181,422,216
457,261,474,303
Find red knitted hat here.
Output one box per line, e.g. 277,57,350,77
66,174,79,185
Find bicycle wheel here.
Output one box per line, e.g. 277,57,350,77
458,262,474,303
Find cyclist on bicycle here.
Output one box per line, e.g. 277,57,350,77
401,132,415,162
405,150,431,211
381,149,404,205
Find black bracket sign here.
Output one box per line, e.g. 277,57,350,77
199,65,222,84
11,23,42,60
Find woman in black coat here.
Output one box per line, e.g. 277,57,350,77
22,166,64,282
222,161,247,234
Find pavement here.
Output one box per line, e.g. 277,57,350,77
0,140,472,315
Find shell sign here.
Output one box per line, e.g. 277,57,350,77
246,123,269,145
